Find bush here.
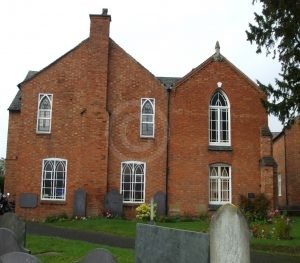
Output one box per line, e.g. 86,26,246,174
250,209,291,240
0,176,4,193
136,203,156,221
44,213,68,223
239,193,270,222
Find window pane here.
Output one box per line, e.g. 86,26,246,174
142,115,153,122
40,96,51,109
142,123,153,136
142,101,153,114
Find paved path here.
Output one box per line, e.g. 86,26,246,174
27,222,135,249
27,222,300,262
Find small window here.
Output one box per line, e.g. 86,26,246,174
278,174,282,197
209,91,230,146
209,164,231,205
37,94,53,133
140,98,155,138
120,161,146,203
41,158,67,200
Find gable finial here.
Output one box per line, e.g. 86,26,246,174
213,40,223,61
215,41,220,55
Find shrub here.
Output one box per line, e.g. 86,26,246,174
0,176,4,193
136,203,156,221
250,209,291,240
44,213,68,223
239,193,270,222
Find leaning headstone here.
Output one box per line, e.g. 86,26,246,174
0,228,27,257
135,224,209,263
0,213,26,248
210,204,250,263
80,248,117,263
19,193,38,208
0,252,41,263
73,188,87,217
153,191,166,216
104,190,123,217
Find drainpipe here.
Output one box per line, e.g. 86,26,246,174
165,84,172,215
284,132,289,208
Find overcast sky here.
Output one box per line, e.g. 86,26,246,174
0,0,283,158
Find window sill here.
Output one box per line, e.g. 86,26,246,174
208,145,232,151
40,200,66,205
123,203,143,207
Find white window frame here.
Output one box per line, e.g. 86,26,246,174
36,93,53,134
120,161,146,204
209,164,232,205
278,174,282,197
41,158,67,201
140,98,155,138
209,91,231,146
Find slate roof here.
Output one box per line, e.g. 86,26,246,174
157,77,181,90
8,71,38,111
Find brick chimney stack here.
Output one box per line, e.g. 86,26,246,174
89,8,111,41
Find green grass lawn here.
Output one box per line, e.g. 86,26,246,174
27,235,134,263
45,217,210,238
39,216,300,257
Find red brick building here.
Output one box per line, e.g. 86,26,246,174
273,117,300,211
5,10,276,220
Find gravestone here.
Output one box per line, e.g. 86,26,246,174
0,213,26,248
210,204,250,263
0,228,27,257
0,252,41,263
80,248,116,263
104,190,123,217
153,191,166,216
135,224,209,263
73,188,86,217
19,193,38,208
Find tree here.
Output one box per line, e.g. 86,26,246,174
246,0,300,127
0,158,4,177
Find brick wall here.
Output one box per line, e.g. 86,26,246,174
5,13,111,220
285,119,300,207
273,134,287,207
168,58,268,216
107,40,168,217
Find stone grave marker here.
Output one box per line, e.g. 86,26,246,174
19,193,38,208
153,191,166,216
135,224,209,263
0,228,27,257
0,251,41,263
80,248,117,263
0,213,26,248
210,203,250,263
73,188,87,217
104,190,123,217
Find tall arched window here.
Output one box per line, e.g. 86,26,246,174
41,158,67,200
37,93,53,133
121,161,146,203
140,98,155,137
209,91,230,146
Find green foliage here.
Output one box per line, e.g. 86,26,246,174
136,203,156,221
246,0,300,126
0,158,4,173
44,213,69,223
0,176,4,193
250,210,291,240
239,193,270,222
